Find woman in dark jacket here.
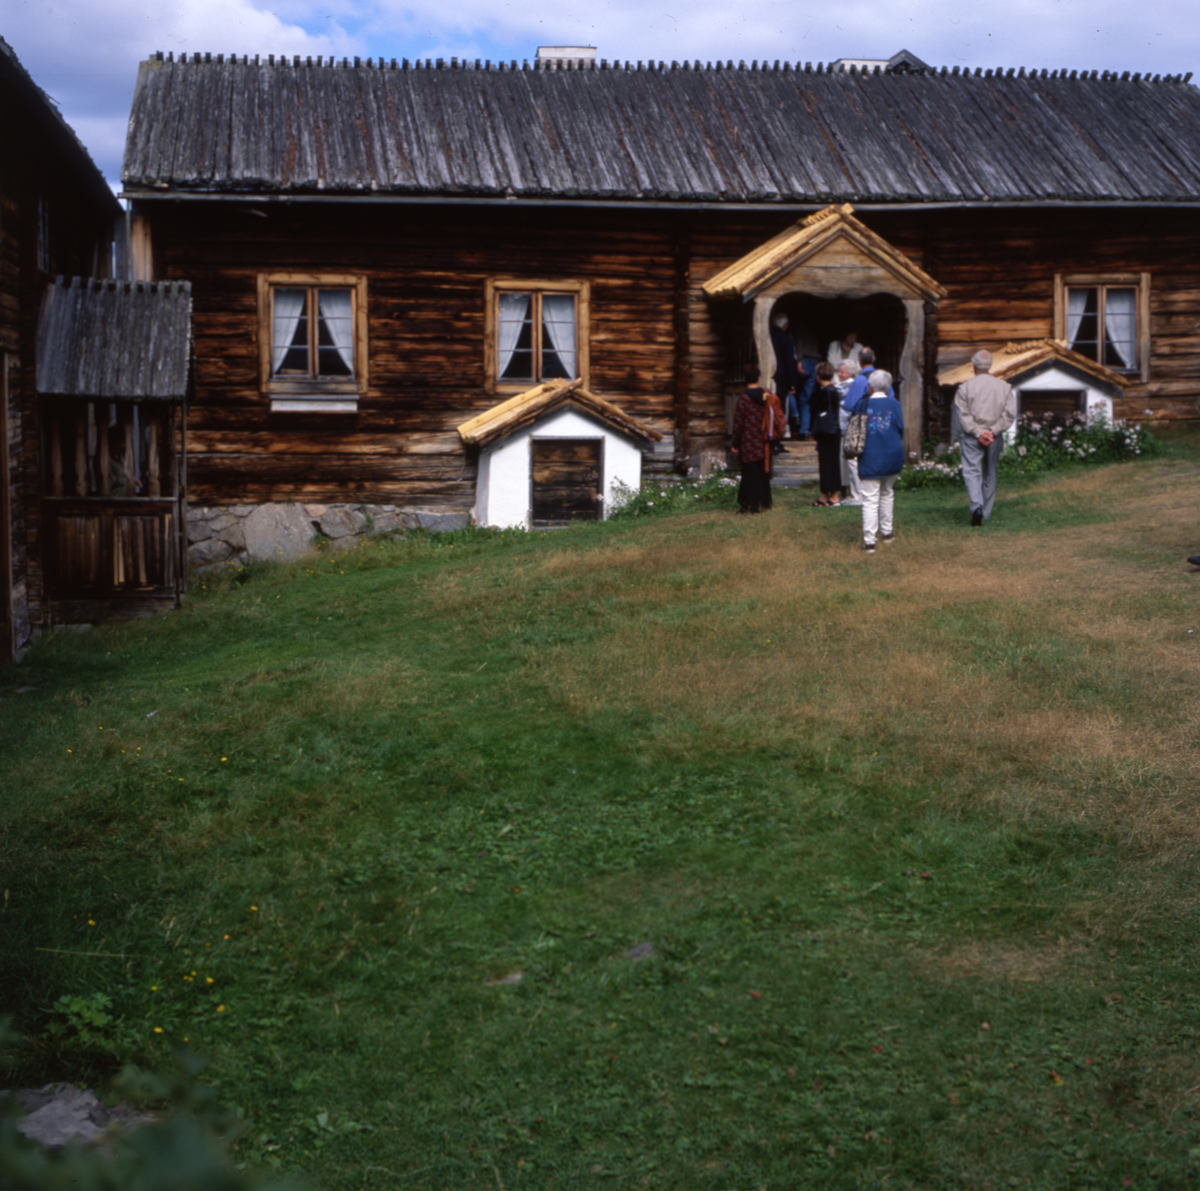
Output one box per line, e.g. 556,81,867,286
857,369,905,552
809,361,843,507
730,365,775,513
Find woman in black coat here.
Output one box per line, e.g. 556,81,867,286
810,361,843,507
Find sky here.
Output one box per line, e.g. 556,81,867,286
6,0,1198,190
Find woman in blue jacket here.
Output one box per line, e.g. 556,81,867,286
857,370,904,553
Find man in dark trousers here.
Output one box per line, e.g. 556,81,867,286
770,314,801,444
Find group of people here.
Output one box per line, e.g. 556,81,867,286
731,319,1018,552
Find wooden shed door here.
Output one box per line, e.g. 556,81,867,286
531,439,602,526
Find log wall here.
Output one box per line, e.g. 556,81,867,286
153,201,1200,510
1,104,116,655
152,203,679,505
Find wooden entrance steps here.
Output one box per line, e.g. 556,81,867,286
769,439,820,487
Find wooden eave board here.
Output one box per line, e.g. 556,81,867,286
938,340,1135,391
703,205,946,301
458,380,663,447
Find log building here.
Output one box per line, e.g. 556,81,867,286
119,50,1200,531
1,36,120,660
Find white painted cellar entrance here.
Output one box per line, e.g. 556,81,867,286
458,380,664,530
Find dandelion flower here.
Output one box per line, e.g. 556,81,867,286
67,748,72,753
250,905,258,912
206,977,213,984
153,1027,163,1034
217,1005,225,1012
87,919,95,926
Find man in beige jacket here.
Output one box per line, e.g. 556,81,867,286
954,350,1016,526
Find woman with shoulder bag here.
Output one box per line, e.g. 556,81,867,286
809,361,843,507
856,370,904,553
730,365,774,514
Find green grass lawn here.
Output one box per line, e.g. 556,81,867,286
3,443,1200,1189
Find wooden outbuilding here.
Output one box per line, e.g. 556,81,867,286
35,277,193,622
110,51,1200,545
939,340,1135,434
459,378,663,528
1,36,121,660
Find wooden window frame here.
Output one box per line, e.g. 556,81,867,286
257,272,368,411
484,278,590,394
1054,272,1150,384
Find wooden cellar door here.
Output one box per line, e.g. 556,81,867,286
530,439,602,526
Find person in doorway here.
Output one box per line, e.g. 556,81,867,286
954,349,1016,526
836,358,865,506
730,365,775,514
809,362,843,507
827,331,862,369
858,370,905,553
840,347,890,410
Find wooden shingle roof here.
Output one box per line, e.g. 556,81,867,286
458,379,663,447
37,277,193,399
122,54,1200,205
938,340,1135,395
1,36,121,216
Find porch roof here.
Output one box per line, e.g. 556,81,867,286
37,277,193,400
701,204,947,302
457,378,664,448
938,340,1135,396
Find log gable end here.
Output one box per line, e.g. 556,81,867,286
121,56,1200,514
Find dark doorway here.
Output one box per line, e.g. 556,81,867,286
530,439,603,526
770,293,907,399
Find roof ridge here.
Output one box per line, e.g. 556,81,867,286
148,50,1195,83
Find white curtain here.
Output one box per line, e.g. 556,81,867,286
272,288,306,373
1104,288,1137,369
318,289,355,373
541,294,577,378
497,293,530,378
1065,288,1088,351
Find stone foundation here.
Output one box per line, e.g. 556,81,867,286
186,503,472,570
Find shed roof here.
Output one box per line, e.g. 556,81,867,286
37,277,193,400
938,340,1135,395
703,203,947,300
458,379,664,447
122,53,1200,205
1,36,121,216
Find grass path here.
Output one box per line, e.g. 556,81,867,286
3,449,1200,1188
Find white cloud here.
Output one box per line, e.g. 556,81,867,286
6,0,362,184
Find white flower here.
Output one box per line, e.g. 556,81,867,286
647,501,654,507
1018,446,1027,456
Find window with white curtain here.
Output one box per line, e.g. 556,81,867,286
1056,275,1148,378
486,280,589,390
258,273,367,409
271,286,356,379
